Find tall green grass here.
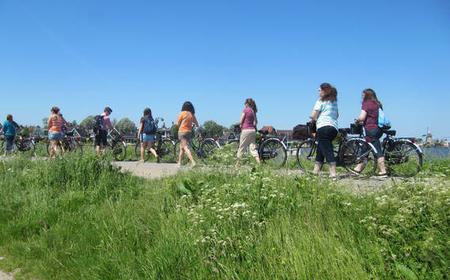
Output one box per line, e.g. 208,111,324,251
0,156,448,279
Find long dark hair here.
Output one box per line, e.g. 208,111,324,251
51,106,60,114
363,88,383,109
143,108,153,118
245,98,258,113
320,83,338,102
181,101,195,114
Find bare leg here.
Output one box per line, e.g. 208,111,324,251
378,157,387,175
178,143,185,166
183,145,196,166
313,162,322,175
140,142,147,161
329,162,337,178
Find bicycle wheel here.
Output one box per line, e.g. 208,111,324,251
67,139,83,155
341,139,377,176
112,141,127,161
18,139,36,157
259,138,287,168
134,142,151,161
296,139,317,172
158,139,176,163
200,138,220,158
385,141,422,177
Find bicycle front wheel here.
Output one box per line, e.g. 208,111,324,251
385,141,422,177
19,140,36,157
200,139,220,158
259,138,287,168
341,139,377,176
296,139,317,173
158,139,176,163
112,141,127,161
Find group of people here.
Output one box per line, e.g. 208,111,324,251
308,83,388,179
1,83,390,177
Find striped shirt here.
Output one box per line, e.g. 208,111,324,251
48,114,63,132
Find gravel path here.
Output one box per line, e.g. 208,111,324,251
112,161,182,179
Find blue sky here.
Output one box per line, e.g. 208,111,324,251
1,0,449,138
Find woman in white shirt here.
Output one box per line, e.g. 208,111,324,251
310,83,339,179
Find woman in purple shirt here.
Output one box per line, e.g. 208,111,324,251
236,98,260,164
354,88,387,177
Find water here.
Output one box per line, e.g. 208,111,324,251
422,147,450,159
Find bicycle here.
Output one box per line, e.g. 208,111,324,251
296,124,378,174
174,127,221,163
92,128,127,161
134,118,177,163
223,126,288,168
1,133,37,157
46,128,84,156
361,129,423,177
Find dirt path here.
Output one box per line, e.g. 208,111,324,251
113,161,182,179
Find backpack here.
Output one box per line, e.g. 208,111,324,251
143,116,157,134
378,108,391,129
93,115,104,133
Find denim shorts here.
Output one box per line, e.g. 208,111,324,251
141,134,156,143
48,132,63,141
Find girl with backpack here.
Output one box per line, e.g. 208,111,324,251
138,108,158,162
236,98,260,165
354,88,388,177
310,83,339,179
176,101,199,167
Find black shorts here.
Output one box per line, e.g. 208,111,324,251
95,130,108,147
365,127,383,158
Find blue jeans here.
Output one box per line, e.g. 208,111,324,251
141,134,156,143
315,126,338,164
5,135,15,152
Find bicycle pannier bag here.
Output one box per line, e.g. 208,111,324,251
293,124,312,140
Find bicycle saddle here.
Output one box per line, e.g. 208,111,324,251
258,130,269,135
384,130,396,136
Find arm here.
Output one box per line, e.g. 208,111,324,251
310,110,319,121
254,114,258,128
356,110,367,123
176,114,183,127
192,115,199,127
239,113,245,128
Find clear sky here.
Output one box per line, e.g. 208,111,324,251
1,0,449,138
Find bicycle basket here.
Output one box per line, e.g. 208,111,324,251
350,123,363,135
293,124,313,140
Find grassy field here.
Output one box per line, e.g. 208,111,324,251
0,155,449,279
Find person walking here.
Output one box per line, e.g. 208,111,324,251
176,101,199,167
94,107,113,155
138,107,158,162
236,98,260,165
354,88,388,177
2,114,17,155
47,107,64,158
310,83,339,179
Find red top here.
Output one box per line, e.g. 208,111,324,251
362,100,379,130
241,107,256,130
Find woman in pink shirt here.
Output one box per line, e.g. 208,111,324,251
237,98,260,164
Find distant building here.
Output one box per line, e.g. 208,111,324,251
425,128,433,145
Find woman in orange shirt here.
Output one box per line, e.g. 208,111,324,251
176,101,199,167
47,106,64,158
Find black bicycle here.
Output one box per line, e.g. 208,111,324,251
90,128,127,161
361,129,423,177
1,134,36,157
296,124,378,174
224,126,288,168
46,128,83,156
174,127,221,163
134,118,177,163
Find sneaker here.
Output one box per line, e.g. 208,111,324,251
376,173,388,178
